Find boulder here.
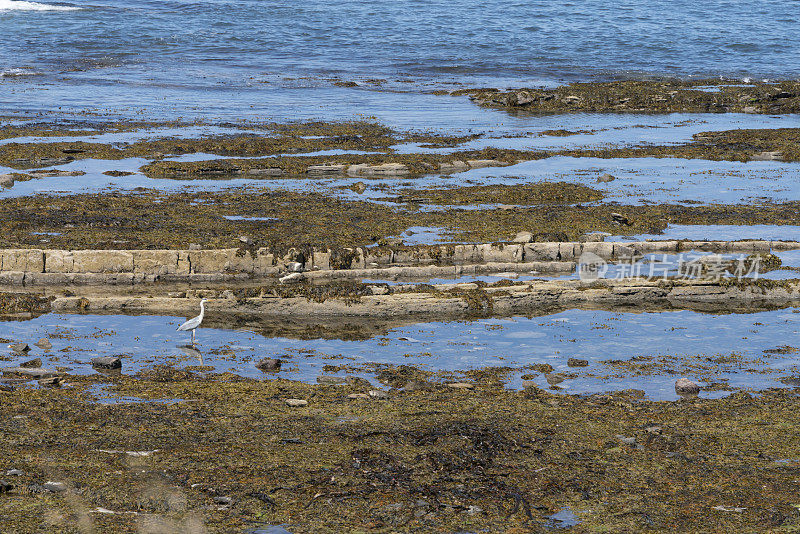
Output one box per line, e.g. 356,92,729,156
9,343,30,354
255,358,281,371
91,356,122,369
675,378,700,396
513,231,533,243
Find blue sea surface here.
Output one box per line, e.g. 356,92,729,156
1,0,799,120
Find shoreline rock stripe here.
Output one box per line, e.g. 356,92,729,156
0,239,792,285
44,278,800,318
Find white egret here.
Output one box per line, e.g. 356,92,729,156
177,298,208,345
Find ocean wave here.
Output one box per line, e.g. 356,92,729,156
0,68,42,77
0,0,80,11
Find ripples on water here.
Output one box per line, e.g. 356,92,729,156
1,0,799,119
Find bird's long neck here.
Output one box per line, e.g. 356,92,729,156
199,300,206,320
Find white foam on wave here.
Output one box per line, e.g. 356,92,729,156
0,68,41,76
0,0,79,11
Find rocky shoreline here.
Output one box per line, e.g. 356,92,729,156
3,86,800,532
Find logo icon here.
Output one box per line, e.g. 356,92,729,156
578,251,608,281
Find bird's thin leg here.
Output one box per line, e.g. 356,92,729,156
191,329,196,345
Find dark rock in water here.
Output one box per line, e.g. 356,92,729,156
545,373,566,386
19,358,42,368
597,173,616,183
0,480,13,493
675,378,701,396
567,358,589,367
91,356,122,369
34,338,52,350
9,343,30,354
103,170,135,177
38,376,62,388
256,358,281,371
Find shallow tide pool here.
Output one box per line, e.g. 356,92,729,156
3,307,800,401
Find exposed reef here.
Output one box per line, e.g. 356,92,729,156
459,79,800,114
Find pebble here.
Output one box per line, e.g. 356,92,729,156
285,399,308,407
91,356,122,369
347,393,370,400
5,469,23,476
368,390,389,399
317,376,348,385
567,358,589,367
38,376,62,388
213,496,233,506
712,505,746,513
42,481,67,493
34,338,52,350
675,378,701,396
9,343,30,354
255,358,282,371
238,235,253,245
19,358,42,368
445,382,474,390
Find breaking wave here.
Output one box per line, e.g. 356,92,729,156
0,0,79,11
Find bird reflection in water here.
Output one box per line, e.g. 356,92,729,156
179,344,204,366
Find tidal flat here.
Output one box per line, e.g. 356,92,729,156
3,79,800,532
